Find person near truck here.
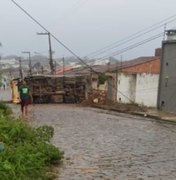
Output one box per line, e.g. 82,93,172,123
18,80,32,118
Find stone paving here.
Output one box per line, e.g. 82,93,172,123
2,89,176,179
29,104,176,180
0,88,11,102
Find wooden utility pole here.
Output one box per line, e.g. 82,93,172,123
37,32,55,75
163,23,167,41
62,57,65,88
19,58,23,79
120,55,123,72
48,32,55,74
116,60,118,102
22,51,32,76
62,57,65,77
41,66,44,74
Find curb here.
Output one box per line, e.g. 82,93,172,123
91,104,176,125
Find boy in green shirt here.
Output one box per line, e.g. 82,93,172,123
18,80,32,118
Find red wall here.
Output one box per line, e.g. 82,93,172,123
122,58,160,74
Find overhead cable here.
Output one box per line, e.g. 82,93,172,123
10,0,96,72
9,0,163,112
91,32,163,63
87,15,176,58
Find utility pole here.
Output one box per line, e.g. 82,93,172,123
120,55,123,72
163,23,167,41
37,32,55,75
19,58,23,79
22,51,32,76
116,60,118,102
62,57,65,77
41,66,44,74
62,57,65,89
54,61,57,74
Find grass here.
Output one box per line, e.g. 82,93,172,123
0,102,64,180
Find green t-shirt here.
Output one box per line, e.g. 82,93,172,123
19,85,30,100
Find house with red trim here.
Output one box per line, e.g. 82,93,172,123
106,56,160,107
117,57,160,107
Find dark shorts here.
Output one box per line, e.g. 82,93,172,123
20,99,30,107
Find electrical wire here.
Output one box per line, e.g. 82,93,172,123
87,14,176,58
100,33,163,60
10,0,95,72
9,0,167,114
82,32,163,65
11,0,164,68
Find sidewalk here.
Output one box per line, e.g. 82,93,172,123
92,103,176,123
0,88,11,102
140,108,176,122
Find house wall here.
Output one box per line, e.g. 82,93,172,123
123,58,160,74
135,73,159,107
117,73,159,107
91,74,98,90
106,73,117,102
92,80,98,89
117,73,136,103
98,82,107,91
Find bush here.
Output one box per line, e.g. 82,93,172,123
98,73,108,85
0,104,64,180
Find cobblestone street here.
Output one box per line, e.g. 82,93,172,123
29,104,176,180
0,88,11,102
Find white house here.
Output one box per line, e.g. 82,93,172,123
117,72,159,107
116,57,160,107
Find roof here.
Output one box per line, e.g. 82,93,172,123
61,56,160,75
56,65,74,74
25,74,89,79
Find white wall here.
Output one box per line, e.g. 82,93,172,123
98,82,107,91
135,73,159,107
117,73,136,103
92,80,98,89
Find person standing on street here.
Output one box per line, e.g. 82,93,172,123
18,80,32,118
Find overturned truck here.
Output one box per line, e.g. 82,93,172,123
25,75,91,104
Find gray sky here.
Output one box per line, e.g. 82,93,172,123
1,0,176,60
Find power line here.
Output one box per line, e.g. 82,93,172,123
89,26,163,58
9,0,162,114
87,14,176,58
10,0,163,73
85,32,163,65
10,0,95,73
86,28,166,65
100,32,163,60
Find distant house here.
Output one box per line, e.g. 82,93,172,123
56,65,74,75
0,58,19,69
117,57,160,107
106,56,160,107
59,55,161,107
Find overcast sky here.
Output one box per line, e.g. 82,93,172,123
1,0,176,60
